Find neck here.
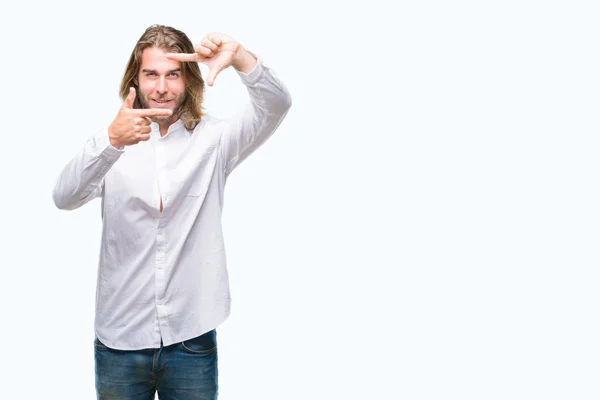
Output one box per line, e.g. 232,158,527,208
158,114,178,136
159,121,170,136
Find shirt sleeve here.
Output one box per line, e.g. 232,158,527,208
218,56,292,177
52,130,124,210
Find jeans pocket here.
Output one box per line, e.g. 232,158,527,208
181,329,217,355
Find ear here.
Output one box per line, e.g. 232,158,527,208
133,76,138,85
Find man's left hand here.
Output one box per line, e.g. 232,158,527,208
167,33,256,86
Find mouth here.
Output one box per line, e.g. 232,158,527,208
151,99,173,106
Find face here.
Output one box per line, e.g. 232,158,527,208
136,47,186,124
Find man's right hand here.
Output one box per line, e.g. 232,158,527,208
108,87,172,148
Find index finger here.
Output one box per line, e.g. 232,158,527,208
166,53,201,62
131,108,173,117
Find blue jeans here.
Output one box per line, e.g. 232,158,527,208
94,330,218,399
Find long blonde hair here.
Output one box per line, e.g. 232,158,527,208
119,24,205,130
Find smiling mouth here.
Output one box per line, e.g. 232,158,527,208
152,99,173,104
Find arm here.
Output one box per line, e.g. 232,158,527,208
52,88,171,210
220,53,292,176
52,131,123,210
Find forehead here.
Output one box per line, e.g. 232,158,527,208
139,47,181,71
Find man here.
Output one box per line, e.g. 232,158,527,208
52,24,291,399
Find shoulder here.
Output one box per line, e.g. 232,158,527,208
195,114,228,130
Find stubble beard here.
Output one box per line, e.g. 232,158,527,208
138,92,186,123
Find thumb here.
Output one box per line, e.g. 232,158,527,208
122,87,136,109
207,66,222,87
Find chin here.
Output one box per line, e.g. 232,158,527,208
152,115,172,123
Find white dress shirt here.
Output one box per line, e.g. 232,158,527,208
53,58,291,350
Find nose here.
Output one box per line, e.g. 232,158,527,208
157,77,167,94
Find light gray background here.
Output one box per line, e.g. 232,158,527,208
1,0,599,399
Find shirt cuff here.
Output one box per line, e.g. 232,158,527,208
96,129,125,161
236,51,265,86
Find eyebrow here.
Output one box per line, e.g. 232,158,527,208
141,68,181,74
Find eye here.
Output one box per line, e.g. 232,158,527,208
169,72,180,78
